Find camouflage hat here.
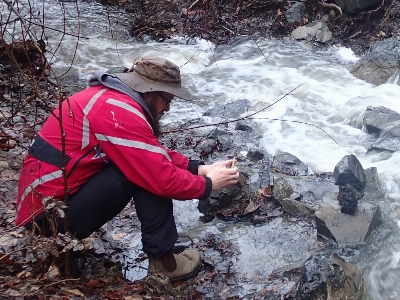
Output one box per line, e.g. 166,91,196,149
115,56,193,100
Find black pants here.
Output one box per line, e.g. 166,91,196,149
29,164,178,258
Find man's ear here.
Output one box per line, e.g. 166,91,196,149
142,92,154,104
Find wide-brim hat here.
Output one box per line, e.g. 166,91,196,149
115,56,193,100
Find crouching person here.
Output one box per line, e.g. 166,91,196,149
15,56,239,282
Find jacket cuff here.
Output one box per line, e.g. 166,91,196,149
188,160,205,175
199,176,212,200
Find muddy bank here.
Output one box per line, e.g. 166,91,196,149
107,0,400,56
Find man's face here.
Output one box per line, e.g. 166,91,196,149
154,92,174,120
143,91,175,138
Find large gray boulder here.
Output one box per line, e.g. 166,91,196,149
350,38,400,85
363,106,400,152
333,0,382,15
363,106,400,137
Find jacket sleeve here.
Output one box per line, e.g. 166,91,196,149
91,100,211,200
165,149,204,175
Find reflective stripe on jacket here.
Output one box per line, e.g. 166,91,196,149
16,85,211,226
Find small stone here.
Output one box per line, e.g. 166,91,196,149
341,206,356,215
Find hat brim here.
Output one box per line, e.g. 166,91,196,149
115,72,194,100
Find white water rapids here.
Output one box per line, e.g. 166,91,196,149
4,0,400,298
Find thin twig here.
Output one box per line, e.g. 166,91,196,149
188,0,201,10
162,84,302,134
20,19,89,39
231,157,237,168
0,247,30,261
249,117,343,146
24,278,81,297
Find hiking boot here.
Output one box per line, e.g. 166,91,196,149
148,249,200,283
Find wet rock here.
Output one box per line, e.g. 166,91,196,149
203,99,251,118
235,121,253,131
281,198,315,216
333,154,366,190
315,200,382,246
363,167,385,201
246,148,265,162
197,174,245,215
197,138,221,158
337,183,364,215
207,128,227,140
273,177,294,203
369,137,400,152
297,252,364,300
291,20,332,43
272,151,309,176
363,106,400,137
286,2,308,25
58,73,88,96
363,106,400,152
239,164,271,193
272,173,336,210
350,38,400,86
334,0,382,15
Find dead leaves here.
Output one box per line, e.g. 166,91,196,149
260,184,273,198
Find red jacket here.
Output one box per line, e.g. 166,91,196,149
16,85,210,226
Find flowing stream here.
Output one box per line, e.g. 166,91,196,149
4,1,400,298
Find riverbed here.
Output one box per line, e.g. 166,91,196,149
4,0,400,298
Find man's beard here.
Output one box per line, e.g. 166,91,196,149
147,101,163,138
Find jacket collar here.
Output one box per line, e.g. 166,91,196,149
88,71,154,123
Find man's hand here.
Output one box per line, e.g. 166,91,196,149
198,160,239,190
